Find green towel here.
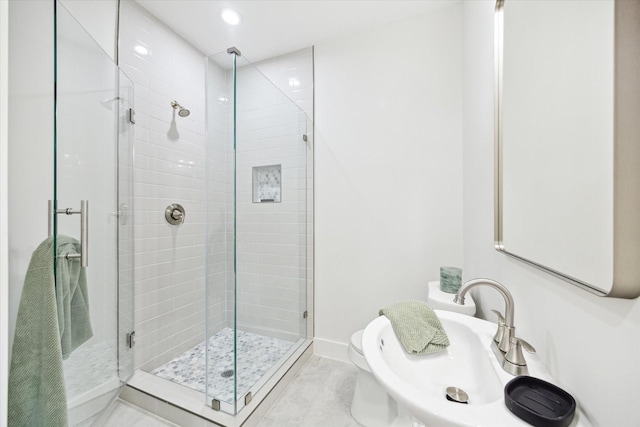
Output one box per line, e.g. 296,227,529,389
379,301,449,355
8,235,92,427
54,235,92,359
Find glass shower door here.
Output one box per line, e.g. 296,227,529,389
204,50,311,415
54,2,134,424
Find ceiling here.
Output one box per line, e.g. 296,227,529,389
135,0,459,62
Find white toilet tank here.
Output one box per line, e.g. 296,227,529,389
426,281,476,316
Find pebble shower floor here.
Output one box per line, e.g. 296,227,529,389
151,328,294,403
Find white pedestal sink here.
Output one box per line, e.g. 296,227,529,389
362,310,592,427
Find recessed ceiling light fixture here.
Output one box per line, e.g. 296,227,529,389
220,8,241,26
288,78,301,88
134,45,149,56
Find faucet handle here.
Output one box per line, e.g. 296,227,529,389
516,337,535,353
491,309,506,344
505,336,536,366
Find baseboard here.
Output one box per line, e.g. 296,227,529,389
313,337,350,364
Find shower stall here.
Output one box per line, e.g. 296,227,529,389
131,47,314,417
7,1,313,425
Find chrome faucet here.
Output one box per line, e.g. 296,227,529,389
454,278,535,375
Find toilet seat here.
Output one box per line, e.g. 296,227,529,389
348,329,370,371
350,329,364,354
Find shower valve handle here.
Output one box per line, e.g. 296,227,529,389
165,204,185,225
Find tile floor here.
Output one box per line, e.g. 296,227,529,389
104,356,361,426
104,400,179,426
150,328,294,404
257,356,361,427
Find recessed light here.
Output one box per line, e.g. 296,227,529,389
134,45,149,56
288,78,301,88
220,8,241,26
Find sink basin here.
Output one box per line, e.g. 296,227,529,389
362,310,590,427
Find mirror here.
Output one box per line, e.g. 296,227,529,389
494,0,640,298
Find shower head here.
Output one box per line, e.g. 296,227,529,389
171,100,190,117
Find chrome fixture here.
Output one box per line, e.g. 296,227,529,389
48,199,89,267
445,386,469,404
454,278,535,375
454,279,515,351
171,100,190,117
227,46,241,56
165,203,185,225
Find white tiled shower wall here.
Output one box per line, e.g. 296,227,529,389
121,0,313,370
227,53,313,341
240,51,314,343
120,0,207,371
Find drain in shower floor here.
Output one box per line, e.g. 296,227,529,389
221,369,234,378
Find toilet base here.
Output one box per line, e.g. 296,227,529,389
351,369,399,427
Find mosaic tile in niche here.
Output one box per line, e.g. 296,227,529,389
252,164,282,203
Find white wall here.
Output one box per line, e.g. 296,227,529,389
7,0,54,358
1,0,10,421
462,2,640,426
314,3,464,361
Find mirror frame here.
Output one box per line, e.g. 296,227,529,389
494,0,640,298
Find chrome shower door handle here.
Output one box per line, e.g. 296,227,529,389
79,200,88,267
51,199,89,267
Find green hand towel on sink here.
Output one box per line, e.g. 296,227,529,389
380,301,449,355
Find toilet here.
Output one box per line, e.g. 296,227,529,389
348,281,476,427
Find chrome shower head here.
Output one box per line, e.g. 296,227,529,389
171,100,190,117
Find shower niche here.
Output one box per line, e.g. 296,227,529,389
253,164,282,203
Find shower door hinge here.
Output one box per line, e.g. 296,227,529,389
302,134,308,142
211,399,221,411
126,331,136,349
303,310,308,319
127,108,136,124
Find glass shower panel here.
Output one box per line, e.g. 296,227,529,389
204,51,310,414
232,56,309,410
204,51,236,413
117,69,136,384
55,2,134,424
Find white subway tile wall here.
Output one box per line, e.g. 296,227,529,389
219,52,313,343
120,1,207,371
204,56,228,336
